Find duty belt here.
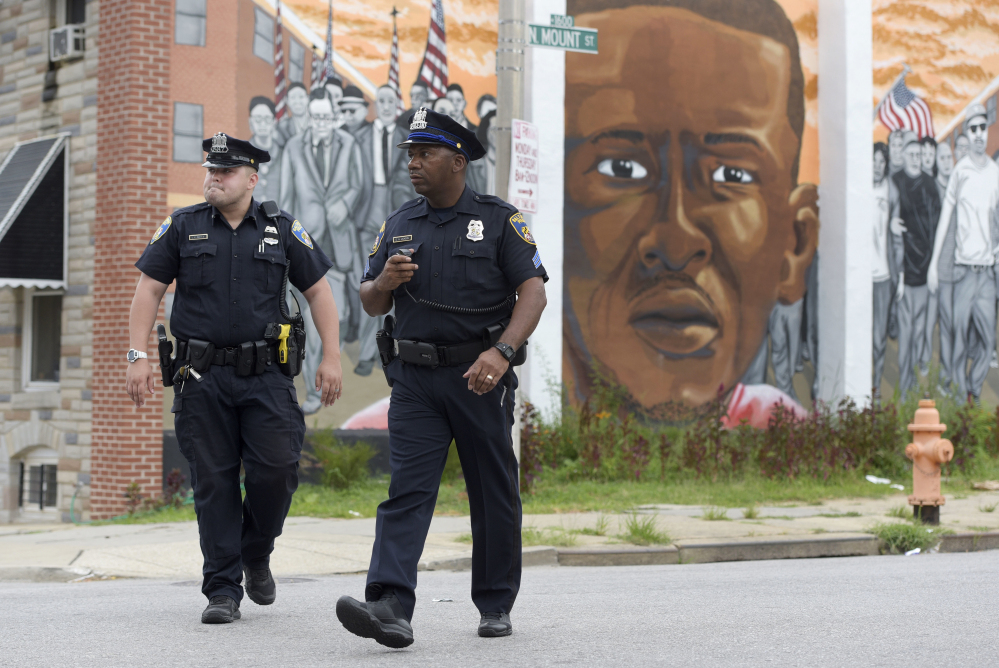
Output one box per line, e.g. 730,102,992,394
395,338,489,368
176,339,277,372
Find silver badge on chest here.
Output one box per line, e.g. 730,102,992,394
467,220,484,242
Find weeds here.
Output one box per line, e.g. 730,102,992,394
701,506,731,521
575,516,610,536
619,514,671,546
522,526,578,547
886,505,910,519
869,521,940,554
742,505,760,519
817,512,862,518
979,502,999,513
311,432,377,490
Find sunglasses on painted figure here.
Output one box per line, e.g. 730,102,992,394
968,123,988,134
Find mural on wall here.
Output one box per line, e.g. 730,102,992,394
872,1,999,405
169,0,496,424
562,0,819,425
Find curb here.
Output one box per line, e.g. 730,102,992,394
558,546,678,566
0,567,96,583
420,546,559,572
939,530,999,553
675,535,879,564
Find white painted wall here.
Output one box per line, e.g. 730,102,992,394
521,0,565,421
817,0,873,404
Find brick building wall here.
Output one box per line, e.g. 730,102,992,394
89,0,171,519
0,0,98,522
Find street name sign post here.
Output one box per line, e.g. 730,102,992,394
528,14,598,54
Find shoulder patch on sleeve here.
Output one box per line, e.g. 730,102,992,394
291,220,314,249
508,212,536,245
369,221,386,257
150,216,171,245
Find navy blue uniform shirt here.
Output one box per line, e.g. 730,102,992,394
136,199,333,348
362,185,548,344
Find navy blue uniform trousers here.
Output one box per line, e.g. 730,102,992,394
171,363,305,602
366,360,522,620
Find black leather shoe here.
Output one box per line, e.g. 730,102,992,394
201,596,241,624
478,612,512,637
336,593,414,648
244,566,276,605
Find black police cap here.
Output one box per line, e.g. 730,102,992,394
396,108,486,161
202,132,270,170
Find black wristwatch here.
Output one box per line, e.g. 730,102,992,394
493,342,516,363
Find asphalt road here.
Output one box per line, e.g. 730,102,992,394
2,551,997,667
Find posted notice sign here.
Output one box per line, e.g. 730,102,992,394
508,119,539,214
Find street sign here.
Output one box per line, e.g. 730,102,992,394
508,119,539,214
528,15,598,54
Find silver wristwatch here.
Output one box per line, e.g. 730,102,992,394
126,349,148,363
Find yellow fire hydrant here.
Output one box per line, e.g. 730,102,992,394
904,399,954,525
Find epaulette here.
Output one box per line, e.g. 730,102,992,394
172,201,212,217
474,193,518,213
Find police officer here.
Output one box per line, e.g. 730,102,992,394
124,133,343,624
335,109,548,646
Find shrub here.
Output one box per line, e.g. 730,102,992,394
311,431,377,490
869,521,940,554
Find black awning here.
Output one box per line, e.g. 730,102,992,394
0,135,68,288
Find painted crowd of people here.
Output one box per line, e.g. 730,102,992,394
873,103,999,402
247,77,498,413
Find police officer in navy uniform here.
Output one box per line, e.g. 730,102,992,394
335,109,548,646
124,133,343,624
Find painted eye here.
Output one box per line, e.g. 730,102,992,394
712,165,754,184
597,158,648,180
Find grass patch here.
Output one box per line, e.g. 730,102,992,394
886,505,911,519
817,512,862,518
93,504,197,525
979,501,999,513
764,515,798,520
967,525,993,532
701,506,731,521
742,505,760,519
454,533,473,543
869,521,941,554
575,516,610,536
618,514,671,546
812,528,827,534
522,526,578,547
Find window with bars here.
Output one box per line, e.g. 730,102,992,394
253,7,274,64
176,0,207,47
289,39,305,83
173,102,204,163
19,462,58,510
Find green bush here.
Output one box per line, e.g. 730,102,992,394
311,431,377,490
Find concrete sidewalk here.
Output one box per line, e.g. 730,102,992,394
4,490,999,581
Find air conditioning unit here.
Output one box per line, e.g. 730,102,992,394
49,25,85,63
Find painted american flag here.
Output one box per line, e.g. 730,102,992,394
273,0,287,119
388,8,406,114
321,0,335,86
310,45,322,92
878,75,935,138
416,0,448,99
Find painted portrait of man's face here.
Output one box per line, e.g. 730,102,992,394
410,84,429,110
921,142,935,174
376,87,399,125
445,89,466,121
287,86,309,118
563,3,818,411
936,141,953,179
873,148,887,183
249,103,275,141
888,130,906,170
955,134,970,162
309,98,336,142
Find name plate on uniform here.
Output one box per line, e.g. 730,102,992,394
189,234,209,240
392,235,413,243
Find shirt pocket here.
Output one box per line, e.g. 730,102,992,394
253,246,288,293
179,243,218,287
450,241,496,290
388,240,423,292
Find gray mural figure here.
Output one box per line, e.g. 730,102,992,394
468,110,496,195
248,96,282,204
444,83,476,133
928,103,999,402
885,128,908,341
275,82,310,147
872,142,893,393
932,140,956,392
280,88,364,413
346,84,415,375
917,135,938,376
890,133,941,396
400,81,430,128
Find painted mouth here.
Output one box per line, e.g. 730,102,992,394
629,290,720,356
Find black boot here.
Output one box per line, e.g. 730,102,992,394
201,596,241,624
244,566,276,605
336,591,414,648
478,612,512,637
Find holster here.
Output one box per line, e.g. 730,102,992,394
483,319,528,366
187,339,216,374
156,324,174,387
284,320,306,377
375,314,396,387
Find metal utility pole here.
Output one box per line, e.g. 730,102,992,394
496,0,526,200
